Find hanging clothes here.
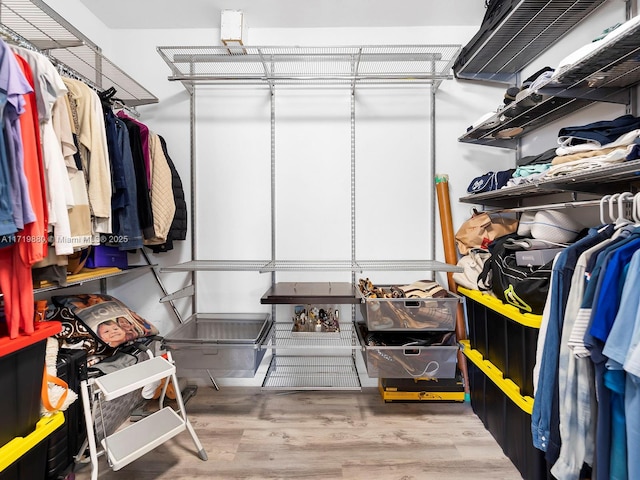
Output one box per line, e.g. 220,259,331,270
116,114,154,240
146,134,187,253
103,107,143,250
63,77,112,237
531,226,614,466
532,205,640,480
552,230,620,480
117,110,150,187
614,263,640,480
145,131,175,245
64,86,95,249
13,46,75,257
0,39,47,338
0,40,37,236
582,232,640,480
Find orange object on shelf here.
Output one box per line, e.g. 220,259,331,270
33,300,48,324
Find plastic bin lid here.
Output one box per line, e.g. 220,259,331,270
0,321,62,357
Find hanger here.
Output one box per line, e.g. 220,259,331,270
614,191,633,228
608,193,621,224
600,194,612,225
633,192,640,224
98,86,117,101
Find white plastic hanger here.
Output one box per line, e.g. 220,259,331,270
614,191,633,228
608,192,621,224
600,194,612,225
633,192,640,224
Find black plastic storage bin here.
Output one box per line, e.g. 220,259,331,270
467,296,489,358
463,341,548,480
46,348,88,480
460,287,541,397
0,322,61,449
505,315,539,398
0,440,48,480
0,321,62,480
0,341,46,449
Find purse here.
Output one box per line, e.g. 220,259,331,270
477,233,552,315
455,209,518,255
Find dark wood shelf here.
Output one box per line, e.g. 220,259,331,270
260,282,359,305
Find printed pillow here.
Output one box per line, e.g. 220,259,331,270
46,304,115,357
52,294,159,349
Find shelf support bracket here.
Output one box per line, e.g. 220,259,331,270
160,284,195,303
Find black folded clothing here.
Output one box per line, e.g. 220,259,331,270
364,329,456,347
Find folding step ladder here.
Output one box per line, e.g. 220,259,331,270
79,352,207,479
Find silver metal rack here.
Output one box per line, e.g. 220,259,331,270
157,43,462,390
157,44,461,92
262,356,361,390
453,0,606,83
266,323,357,350
459,159,640,207
0,0,157,107
160,259,463,273
459,14,640,149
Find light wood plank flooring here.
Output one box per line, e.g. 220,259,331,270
73,387,523,480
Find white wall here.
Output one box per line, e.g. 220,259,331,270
37,0,635,385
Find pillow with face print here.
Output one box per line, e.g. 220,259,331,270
46,303,115,356
52,294,159,349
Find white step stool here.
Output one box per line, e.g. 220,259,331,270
80,353,207,479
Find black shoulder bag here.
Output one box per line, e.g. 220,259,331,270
478,233,553,315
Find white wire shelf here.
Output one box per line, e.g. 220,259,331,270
160,259,462,273
453,0,606,84
459,159,640,207
261,355,361,390
156,45,461,90
458,13,640,148
267,323,357,350
0,0,157,106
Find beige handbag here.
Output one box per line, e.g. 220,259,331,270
455,210,518,255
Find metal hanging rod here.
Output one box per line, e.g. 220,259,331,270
157,44,461,89
491,194,638,213
169,75,451,84
496,199,604,213
58,65,141,118
0,23,38,50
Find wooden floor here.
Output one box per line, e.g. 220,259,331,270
73,387,523,480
